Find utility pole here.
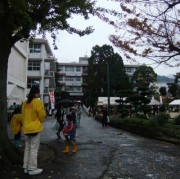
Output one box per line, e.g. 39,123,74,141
107,58,110,116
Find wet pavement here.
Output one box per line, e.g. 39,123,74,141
4,110,180,179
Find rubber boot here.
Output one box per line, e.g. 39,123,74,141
62,144,69,154
72,142,77,153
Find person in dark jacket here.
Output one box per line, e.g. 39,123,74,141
102,106,108,127
69,106,77,141
55,104,65,139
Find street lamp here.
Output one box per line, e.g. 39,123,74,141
107,58,110,116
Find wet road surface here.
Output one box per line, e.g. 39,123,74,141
5,110,180,179
41,111,180,179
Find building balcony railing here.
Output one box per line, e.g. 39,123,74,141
45,53,56,62
44,70,54,78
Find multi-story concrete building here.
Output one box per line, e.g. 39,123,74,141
57,56,88,100
125,64,141,77
7,41,28,107
57,56,141,101
27,38,56,104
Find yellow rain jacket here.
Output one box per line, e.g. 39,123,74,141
22,98,46,134
10,114,23,135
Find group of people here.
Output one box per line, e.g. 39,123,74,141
54,102,82,154
10,88,83,176
10,86,46,175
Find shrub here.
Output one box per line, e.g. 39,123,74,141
111,116,158,127
153,114,169,125
136,114,148,119
174,115,180,125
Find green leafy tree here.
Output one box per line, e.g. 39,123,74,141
131,66,157,88
168,73,180,98
0,0,118,165
168,83,177,98
116,90,136,118
131,66,157,114
108,0,180,66
86,44,130,100
159,87,167,96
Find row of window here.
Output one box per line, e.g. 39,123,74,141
65,86,81,92
58,66,81,72
125,67,138,73
58,76,81,82
29,44,41,53
28,62,40,71
27,78,82,92
27,79,40,88
28,62,138,74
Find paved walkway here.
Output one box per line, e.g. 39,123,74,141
4,110,180,179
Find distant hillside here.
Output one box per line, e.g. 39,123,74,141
157,75,174,83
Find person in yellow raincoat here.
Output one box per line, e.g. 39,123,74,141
10,107,23,148
22,86,46,176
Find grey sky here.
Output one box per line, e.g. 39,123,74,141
47,0,179,77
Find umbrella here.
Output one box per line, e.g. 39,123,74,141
75,100,81,103
59,99,73,108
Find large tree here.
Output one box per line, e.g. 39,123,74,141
131,66,157,88
131,66,157,114
0,0,118,166
108,0,180,66
86,44,130,99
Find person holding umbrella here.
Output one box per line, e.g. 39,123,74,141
55,104,65,139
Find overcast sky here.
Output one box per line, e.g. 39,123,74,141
47,0,179,77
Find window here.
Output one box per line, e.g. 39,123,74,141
27,79,40,88
28,62,40,71
65,76,74,81
58,76,63,81
65,66,74,72
76,66,81,72
29,44,41,53
58,66,63,72
65,86,73,92
125,67,133,73
76,77,81,81
74,87,81,92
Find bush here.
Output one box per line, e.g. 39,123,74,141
153,114,169,125
136,114,148,119
174,115,180,125
110,116,158,127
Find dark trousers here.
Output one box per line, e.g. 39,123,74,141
57,120,64,134
102,117,107,127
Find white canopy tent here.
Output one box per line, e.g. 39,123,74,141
148,97,161,105
169,99,180,106
97,97,120,106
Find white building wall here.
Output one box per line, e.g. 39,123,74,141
7,41,28,106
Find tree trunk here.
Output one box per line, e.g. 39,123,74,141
0,41,23,168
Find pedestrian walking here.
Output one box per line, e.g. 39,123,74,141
62,114,77,154
102,106,108,127
66,106,78,142
10,106,23,148
22,86,46,176
76,103,82,128
55,104,65,139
